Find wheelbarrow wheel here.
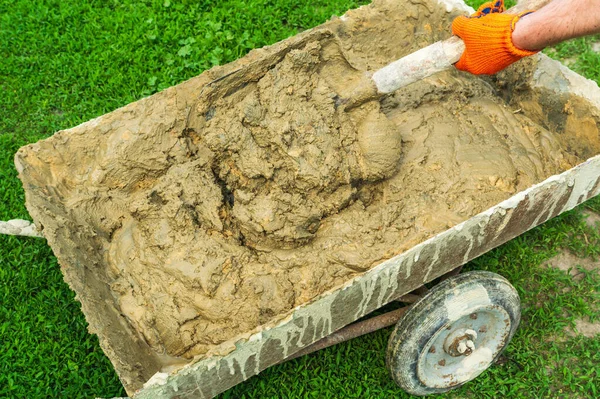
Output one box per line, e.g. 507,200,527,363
386,270,520,396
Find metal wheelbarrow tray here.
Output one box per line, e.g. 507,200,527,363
14,0,600,397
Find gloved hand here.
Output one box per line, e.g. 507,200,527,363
452,0,539,75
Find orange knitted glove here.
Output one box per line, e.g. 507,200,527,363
452,1,538,75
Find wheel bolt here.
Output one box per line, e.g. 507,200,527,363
466,340,475,351
445,329,478,356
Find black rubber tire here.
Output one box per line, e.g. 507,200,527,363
386,271,520,396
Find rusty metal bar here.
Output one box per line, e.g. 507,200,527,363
283,306,411,362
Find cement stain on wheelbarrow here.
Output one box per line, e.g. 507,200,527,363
13,0,600,394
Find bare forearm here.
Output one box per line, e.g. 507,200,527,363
512,0,600,50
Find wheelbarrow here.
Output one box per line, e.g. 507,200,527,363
10,0,600,397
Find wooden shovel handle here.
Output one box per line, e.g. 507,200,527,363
370,0,552,94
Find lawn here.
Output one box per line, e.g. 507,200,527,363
1,0,599,398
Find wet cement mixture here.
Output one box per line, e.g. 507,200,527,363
14,0,600,392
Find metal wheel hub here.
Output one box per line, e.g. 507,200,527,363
444,328,478,357
416,304,511,389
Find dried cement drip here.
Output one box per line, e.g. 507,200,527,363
14,0,600,388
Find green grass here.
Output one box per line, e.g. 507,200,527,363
545,34,600,82
1,0,599,398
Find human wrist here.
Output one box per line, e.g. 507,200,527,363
511,13,544,51
511,0,600,52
